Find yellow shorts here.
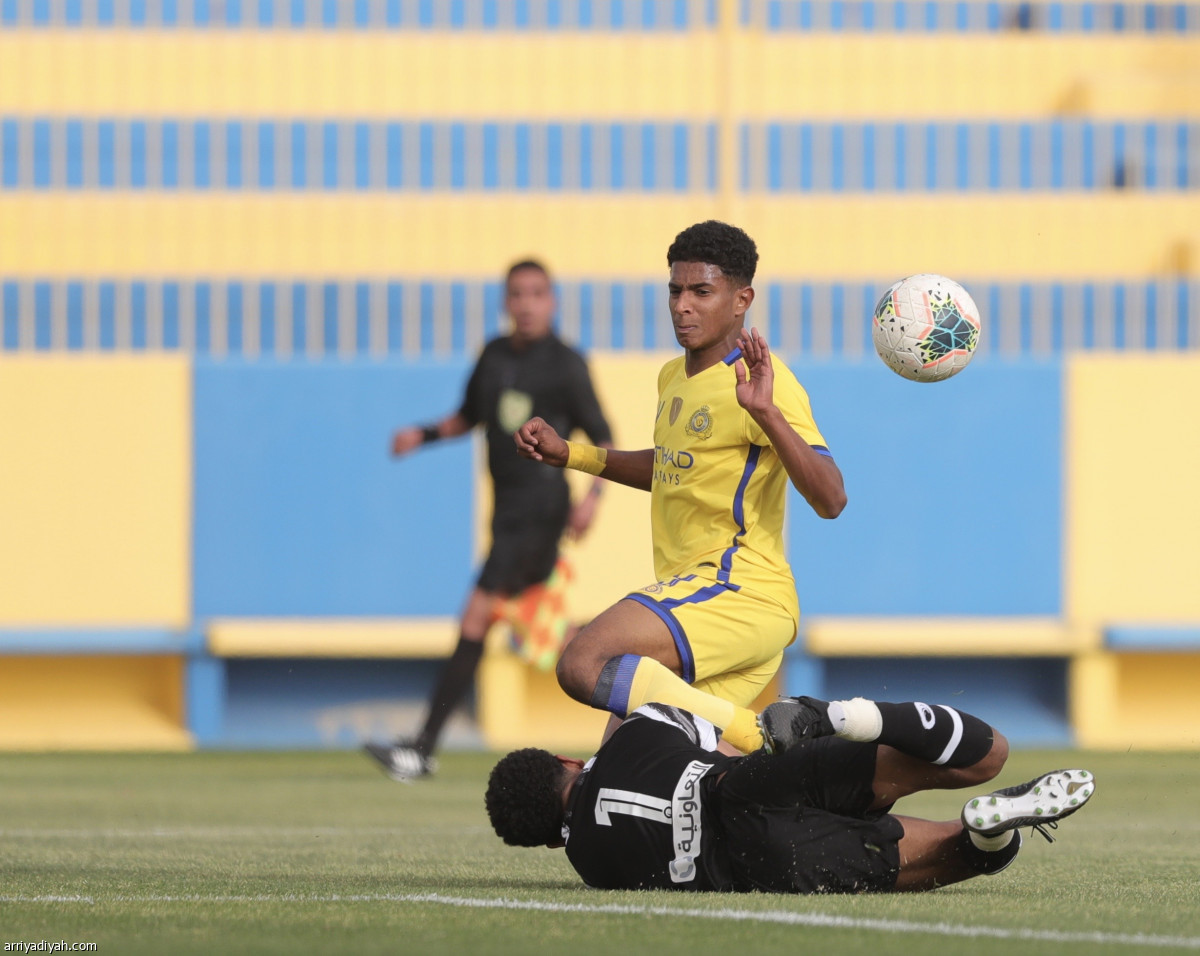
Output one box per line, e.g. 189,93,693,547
624,566,798,709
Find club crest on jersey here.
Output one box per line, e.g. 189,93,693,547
685,406,714,440
668,397,684,426
497,388,534,434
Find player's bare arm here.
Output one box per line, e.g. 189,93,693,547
513,416,570,464
734,328,847,519
391,411,473,457
515,418,654,491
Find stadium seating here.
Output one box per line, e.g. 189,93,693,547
2,277,1195,356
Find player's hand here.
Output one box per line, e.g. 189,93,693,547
567,491,599,540
514,417,569,467
391,427,424,457
733,327,775,417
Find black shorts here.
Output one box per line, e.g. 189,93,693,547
715,737,903,894
476,500,569,595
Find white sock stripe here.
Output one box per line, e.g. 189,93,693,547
968,829,1015,852
933,705,964,766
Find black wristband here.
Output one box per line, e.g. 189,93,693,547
420,425,440,444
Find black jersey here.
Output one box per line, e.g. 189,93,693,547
563,705,739,892
459,333,612,513
564,710,904,896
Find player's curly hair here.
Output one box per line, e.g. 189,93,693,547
667,220,758,287
485,748,567,847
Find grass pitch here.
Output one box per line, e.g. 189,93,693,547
1,748,1198,955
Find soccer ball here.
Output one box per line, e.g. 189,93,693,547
871,274,981,382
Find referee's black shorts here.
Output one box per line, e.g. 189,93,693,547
715,737,904,894
476,493,570,596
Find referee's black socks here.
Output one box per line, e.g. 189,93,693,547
414,634,486,757
829,698,995,768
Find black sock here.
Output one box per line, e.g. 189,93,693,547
875,701,995,768
413,635,485,757
957,828,1022,875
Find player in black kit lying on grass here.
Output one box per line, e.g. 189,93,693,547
485,695,1095,893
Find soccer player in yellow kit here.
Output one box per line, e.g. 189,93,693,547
514,220,846,754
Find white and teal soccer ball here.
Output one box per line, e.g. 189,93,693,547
871,274,981,383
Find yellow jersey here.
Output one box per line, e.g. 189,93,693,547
650,349,830,620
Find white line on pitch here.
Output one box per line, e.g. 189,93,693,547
2,892,1198,949
0,826,489,838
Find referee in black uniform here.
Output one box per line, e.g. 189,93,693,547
486,698,1095,893
365,260,613,781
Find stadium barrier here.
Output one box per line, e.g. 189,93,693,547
787,619,1089,747
0,629,196,750
6,32,1198,120
1,351,1198,750
747,0,1200,31
2,0,1196,33
1070,627,1200,749
1,277,1197,358
191,618,460,747
4,117,1196,194
4,194,1197,281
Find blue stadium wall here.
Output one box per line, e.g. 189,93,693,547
193,359,476,617
0,352,1083,750
3,352,1200,750
189,358,1062,621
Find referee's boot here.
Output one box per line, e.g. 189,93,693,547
962,769,1096,843
758,696,838,755
363,740,437,782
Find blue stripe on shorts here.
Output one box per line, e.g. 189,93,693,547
625,582,737,685
625,592,696,684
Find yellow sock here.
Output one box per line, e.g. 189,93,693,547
626,657,763,753
721,708,766,754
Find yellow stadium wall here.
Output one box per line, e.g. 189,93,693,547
0,655,189,751
3,194,1197,281
0,355,191,627
564,353,668,617
1071,651,1200,750
3,33,1197,119
1066,354,1200,625
1065,354,1200,748
0,355,1198,749
3,27,1198,285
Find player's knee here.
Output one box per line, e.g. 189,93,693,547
555,641,593,703
460,590,498,636
555,625,624,704
968,729,1009,784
